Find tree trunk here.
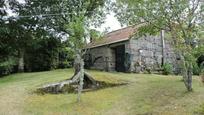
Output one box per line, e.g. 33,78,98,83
170,28,193,91
179,53,193,91
70,55,81,79
76,53,85,102
186,66,193,91
161,30,165,67
18,49,25,72
37,51,98,99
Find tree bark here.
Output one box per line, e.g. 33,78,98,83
76,53,84,102
179,53,193,91
18,49,25,72
170,29,192,91
186,66,193,91
70,55,81,79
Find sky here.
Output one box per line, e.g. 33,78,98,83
96,12,122,32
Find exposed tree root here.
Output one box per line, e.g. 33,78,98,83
36,71,127,94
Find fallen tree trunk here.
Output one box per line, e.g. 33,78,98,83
36,53,127,95
36,71,98,94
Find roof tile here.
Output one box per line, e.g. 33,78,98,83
87,26,137,48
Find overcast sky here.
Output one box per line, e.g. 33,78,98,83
96,12,122,32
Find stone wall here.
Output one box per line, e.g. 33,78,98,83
86,36,177,73
87,46,110,71
128,35,177,72
85,41,129,71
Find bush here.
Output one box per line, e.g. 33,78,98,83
0,58,17,76
200,62,204,75
200,69,204,83
25,37,62,72
192,63,201,75
200,61,204,70
162,63,173,75
58,61,72,69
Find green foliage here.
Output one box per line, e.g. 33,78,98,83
193,45,204,58
114,0,204,91
0,0,107,77
58,61,72,69
0,58,17,76
25,37,62,72
202,62,204,69
192,45,204,75
192,63,201,75
137,24,160,36
162,63,173,75
66,16,87,50
90,29,104,42
58,47,74,69
200,61,204,75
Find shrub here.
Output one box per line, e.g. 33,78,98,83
58,61,72,69
192,63,201,75
162,63,173,75
200,69,204,83
200,61,204,70
0,58,17,76
199,61,204,76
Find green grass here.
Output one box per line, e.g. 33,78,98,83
0,69,204,115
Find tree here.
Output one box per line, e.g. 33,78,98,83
25,34,62,72
67,16,87,102
0,0,75,73
1,0,108,101
0,0,21,74
31,0,109,102
114,0,204,91
0,0,40,72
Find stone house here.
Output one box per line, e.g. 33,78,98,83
85,25,177,73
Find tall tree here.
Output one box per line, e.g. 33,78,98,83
0,0,39,72
29,0,109,101
114,0,204,91
1,0,109,101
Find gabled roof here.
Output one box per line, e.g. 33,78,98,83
86,26,137,48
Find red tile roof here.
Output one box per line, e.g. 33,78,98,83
86,26,137,48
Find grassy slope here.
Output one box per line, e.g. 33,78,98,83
0,69,204,115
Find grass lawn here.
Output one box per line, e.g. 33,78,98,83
0,69,204,115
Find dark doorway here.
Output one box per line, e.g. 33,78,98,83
114,45,126,72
